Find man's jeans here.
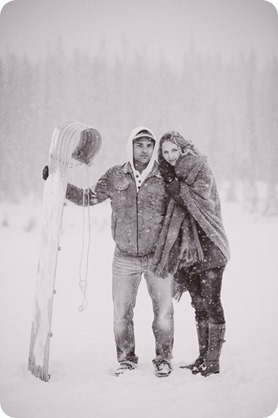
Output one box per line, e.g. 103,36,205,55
112,247,174,364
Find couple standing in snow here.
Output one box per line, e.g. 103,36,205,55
43,126,230,378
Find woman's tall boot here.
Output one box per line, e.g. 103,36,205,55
201,322,226,377
180,319,209,373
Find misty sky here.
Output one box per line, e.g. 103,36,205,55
0,0,278,67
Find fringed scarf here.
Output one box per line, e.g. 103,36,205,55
150,197,204,278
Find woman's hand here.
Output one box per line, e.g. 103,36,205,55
166,178,180,197
159,159,176,184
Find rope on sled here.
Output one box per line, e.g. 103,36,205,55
78,166,91,312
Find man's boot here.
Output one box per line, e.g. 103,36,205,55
180,319,209,373
201,322,226,377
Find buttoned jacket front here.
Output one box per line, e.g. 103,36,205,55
66,161,168,256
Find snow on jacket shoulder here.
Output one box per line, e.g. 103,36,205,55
66,161,168,257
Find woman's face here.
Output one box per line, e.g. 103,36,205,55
161,140,182,166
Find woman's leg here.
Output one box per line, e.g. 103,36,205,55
200,267,226,376
201,266,225,325
183,272,209,372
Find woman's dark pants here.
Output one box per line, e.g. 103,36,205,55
186,266,225,325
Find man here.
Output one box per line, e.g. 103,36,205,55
43,126,174,377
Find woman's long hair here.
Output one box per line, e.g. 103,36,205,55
158,131,201,163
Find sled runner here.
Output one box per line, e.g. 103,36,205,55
28,121,102,382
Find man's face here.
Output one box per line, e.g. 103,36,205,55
133,138,155,165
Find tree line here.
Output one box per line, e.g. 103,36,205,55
0,44,277,214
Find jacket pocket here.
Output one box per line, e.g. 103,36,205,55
114,176,130,191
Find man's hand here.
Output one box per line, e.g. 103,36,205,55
42,165,49,180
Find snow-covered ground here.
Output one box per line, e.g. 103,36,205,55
0,194,278,418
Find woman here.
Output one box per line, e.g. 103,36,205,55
151,131,230,377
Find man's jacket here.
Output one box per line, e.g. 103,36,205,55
66,161,167,256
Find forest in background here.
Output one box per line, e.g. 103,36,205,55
0,42,277,214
